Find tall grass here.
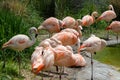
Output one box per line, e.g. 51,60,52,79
0,1,41,79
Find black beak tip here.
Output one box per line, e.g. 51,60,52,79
35,34,38,38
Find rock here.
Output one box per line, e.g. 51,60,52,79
64,56,120,80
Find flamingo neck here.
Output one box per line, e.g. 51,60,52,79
109,5,114,11
91,13,96,21
28,28,37,47
29,34,36,47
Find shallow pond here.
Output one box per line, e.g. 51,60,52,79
94,45,120,68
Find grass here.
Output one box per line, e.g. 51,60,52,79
94,45,120,69
0,1,42,79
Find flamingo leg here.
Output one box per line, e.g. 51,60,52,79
41,71,44,80
106,30,110,40
89,26,92,34
59,66,62,80
91,53,93,80
49,33,53,38
55,65,59,72
116,33,118,44
106,22,111,40
17,52,21,75
2,50,6,69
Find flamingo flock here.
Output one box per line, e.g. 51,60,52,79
2,4,120,80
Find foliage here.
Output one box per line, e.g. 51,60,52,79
110,0,120,20
0,1,42,79
0,0,28,16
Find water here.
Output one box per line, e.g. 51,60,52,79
94,45,120,68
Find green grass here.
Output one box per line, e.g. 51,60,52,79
94,45,120,68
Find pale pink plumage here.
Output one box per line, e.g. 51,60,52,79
2,27,38,74
97,5,116,22
106,21,120,33
78,34,107,53
31,46,54,74
62,16,83,38
2,27,38,51
81,11,98,27
31,45,86,74
38,17,64,34
51,28,81,47
62,16,76,28
78,34,107,80
106,21,120,42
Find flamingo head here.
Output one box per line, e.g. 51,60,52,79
78,44,86,52
92,11,99,18
78,43,92,52
108,4,113,10
58,20,65,29
31,46,54,74
31,47,45,74
29,27,38,38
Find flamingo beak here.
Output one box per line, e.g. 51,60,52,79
106,27,111,30
2,45,7,50
78,45,86,52
32,63,45,74
35,34,38,38
82,21,87,26
97,17,102,21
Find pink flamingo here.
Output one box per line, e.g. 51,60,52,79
62,16,76,28
38,17,64,37
39,29,81,73
97,4,117,40
62,16,83,38
97,5,116,22
80,11,98,34
31,45,86,79
39,38,62,48
81,11,98,27
2,27,38,74
106,21,120,42
51,28,81,48
78,34,107,80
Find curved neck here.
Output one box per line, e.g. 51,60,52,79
28,27,38,47
91,12,98,20
109,5,114,11
28,33,36,47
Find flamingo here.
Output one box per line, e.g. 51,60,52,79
51,28,81,48
97,4,117,40
97,5,116,22
39,38,62,48
31,45,86,79
2,27,38,74
31,46,55,74
62,16,76,28
81,11,98,27
62,16,83,38
38,17,64,37
106,21,120,42
80,11,98,34
78,34,107,80
39,29,81,73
